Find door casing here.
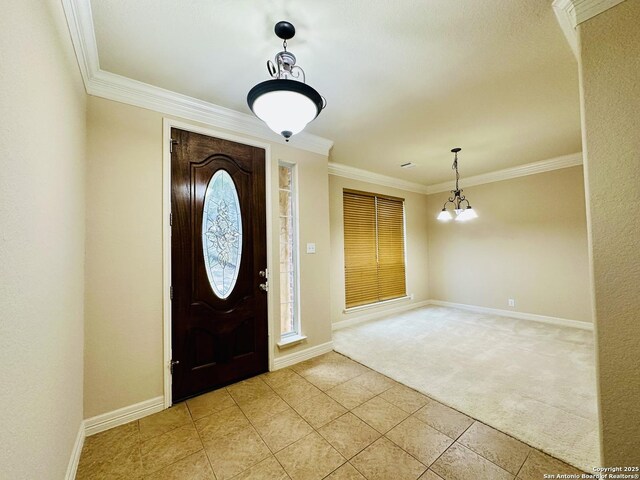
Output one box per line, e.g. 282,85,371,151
162,118,275,408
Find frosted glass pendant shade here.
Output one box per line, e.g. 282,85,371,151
455,207,478,222
248,79,323,141
437,209,453,221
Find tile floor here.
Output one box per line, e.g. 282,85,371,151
76,352,586,480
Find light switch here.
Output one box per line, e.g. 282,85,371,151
306,243,316,254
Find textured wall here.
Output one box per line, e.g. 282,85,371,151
85,97,332,417
0,1,86,478
578,0,640,464
426,166,593,323
329,176,430,324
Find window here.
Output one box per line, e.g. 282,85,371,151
279,163,299,337
343,189,407,308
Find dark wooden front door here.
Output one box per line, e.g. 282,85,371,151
171,128,268,403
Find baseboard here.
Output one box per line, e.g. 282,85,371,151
84,396,165,437
428,300,593,331
272,341,334,370
332,300,431,331
64,420,85,480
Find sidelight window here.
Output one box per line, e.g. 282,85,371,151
279,163,300,338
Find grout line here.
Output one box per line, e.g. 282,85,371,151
189,396,218,480
515,450,532,479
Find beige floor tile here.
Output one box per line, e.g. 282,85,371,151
386,416,453,466
419,470,444,480
231,455,290,480
203,425,271,480
457,421,530,475
80,421,139,463
290,357,321,376
325,462,366,480
517,449,584,480
292,392,347,428
431,443,514,480
140,423,203,475
318,412,381,459
276,432,345,480
272,375,323,406
351,437,426,480
227,376,275,405
139,402,192,441
261,368,302,389
349,371,397,395
326,378,377,409
414,398,474,439
304,367,352,391
352,396,409,433
194,404,251,443
253,407,314,452
186,387,236,420
77,442,143,480
380,384,429,413
143,450,214,480
239,391,290,424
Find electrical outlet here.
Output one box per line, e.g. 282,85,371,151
306,243,316,254
508,298,515,307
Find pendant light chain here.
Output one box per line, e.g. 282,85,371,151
452,150,460,192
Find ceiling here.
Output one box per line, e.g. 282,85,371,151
90,0,581,185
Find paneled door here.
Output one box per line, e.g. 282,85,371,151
171,128,268,402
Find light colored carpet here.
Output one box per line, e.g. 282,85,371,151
333,305,600,471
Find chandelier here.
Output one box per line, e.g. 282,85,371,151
247,21,326,142
437,148,478,222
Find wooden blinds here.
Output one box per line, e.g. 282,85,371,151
343,190,407,308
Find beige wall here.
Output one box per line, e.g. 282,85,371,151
329,176,430,324
0,1,86,478
85,97,331,417
579,1,640,464
427,166,593,323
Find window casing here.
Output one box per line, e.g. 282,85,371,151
278,163,300,338
343,189,407,309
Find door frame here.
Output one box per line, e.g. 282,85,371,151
162,118,275,409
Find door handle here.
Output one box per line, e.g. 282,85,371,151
259,282,268,292
259,269,268,278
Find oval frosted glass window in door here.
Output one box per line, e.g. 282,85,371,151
202,169,243,299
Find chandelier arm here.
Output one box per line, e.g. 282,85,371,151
290,65,306,83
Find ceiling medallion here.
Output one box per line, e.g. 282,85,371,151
247,21,326,142
437,148,478,222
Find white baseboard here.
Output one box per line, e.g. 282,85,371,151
65,421,85,480
332,300,431,331
84,396,165,437
428,300,593,331
272,341,334,370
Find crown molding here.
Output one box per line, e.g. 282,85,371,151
329,153,583,196
328,162,430,195
60,0,333,156
552,0,626,59
425,152,583,194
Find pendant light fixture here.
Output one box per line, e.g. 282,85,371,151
437,148,478,222
247,21,326,142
